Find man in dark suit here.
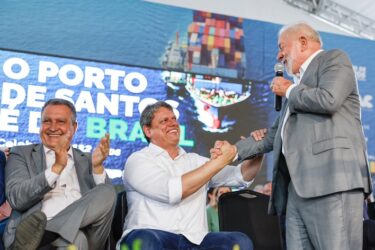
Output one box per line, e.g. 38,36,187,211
4,98,116,250
0,150,6,216
213,22,372,249
0,150,11,250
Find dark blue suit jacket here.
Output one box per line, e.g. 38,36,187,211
0,151,5,205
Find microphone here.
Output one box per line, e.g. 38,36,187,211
274,62,284,111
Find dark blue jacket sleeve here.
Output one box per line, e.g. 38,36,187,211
0,151,5,205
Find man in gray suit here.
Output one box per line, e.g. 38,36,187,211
213,22,372,249
4,98,116,250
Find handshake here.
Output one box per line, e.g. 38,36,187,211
209,140,237,165
209,129,267,165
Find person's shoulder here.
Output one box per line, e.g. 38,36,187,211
319,49,351,65
127,146,150,161
207,205,215,212
186,151,203,158
324,49,350,59
11,144,40,154
72,147,91,160
185,151,209,164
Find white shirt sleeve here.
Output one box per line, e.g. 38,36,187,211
93,171,107,184
199,154,252,188
286,84,297,99
44,168,59,187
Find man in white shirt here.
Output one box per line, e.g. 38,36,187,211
4,98,116,250
118,101,264,250
215,22,372,249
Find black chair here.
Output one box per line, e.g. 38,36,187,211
218,189,284,250
110,190,128,249
364,201,375,250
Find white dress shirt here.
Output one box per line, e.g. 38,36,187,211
120,143,252,246
281,49,323,150
42,146,106,220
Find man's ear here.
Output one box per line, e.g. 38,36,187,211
143,125,151,139
299,36,308,51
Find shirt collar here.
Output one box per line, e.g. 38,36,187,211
43,145,73,158
299,49,323,78
148,143,186,159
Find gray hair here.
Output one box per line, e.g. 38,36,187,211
279,22,323,47
140,101,173,143
41,98,77,123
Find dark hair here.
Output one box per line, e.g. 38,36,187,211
140,101,173,142
41,98,77,123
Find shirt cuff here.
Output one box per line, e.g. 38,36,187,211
45,168,59,187
286,84,297,99
93,171,107,185
235,166,253,188
168,176,182,204
232,152,239,162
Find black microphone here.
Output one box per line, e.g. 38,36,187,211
274,62,284,112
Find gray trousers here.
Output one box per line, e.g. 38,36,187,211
286,182,364,250
46,184,116,250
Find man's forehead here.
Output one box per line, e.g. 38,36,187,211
278,32,288,42
42,105,71,116
152,108,175,121
155,107,173,116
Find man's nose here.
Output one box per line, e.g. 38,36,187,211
277,51,284,62
168,119,178,126
49,121,58,130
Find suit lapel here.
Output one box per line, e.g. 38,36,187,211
73,149,91,195
278,99,289,126
31,144,46,174
299,50,325,86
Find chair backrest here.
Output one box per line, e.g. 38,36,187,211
218,189,284,250
367,201,375,220
111,190,128,243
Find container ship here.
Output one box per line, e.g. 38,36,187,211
161,11,246,79
161,11,249,132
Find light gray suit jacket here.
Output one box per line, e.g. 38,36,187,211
3,144,111,248
236,49,372,215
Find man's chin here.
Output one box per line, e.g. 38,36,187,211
169,136,180,145
42,140,59,149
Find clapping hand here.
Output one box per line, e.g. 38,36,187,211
52,129,72,174
92,133,110,174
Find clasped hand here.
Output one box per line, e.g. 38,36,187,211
209,140,237,163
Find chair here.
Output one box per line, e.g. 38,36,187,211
364,200,375,250
110,190,128,249
218,189,284,250
367,201,375,220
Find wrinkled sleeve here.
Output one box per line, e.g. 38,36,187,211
191,154,252,188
